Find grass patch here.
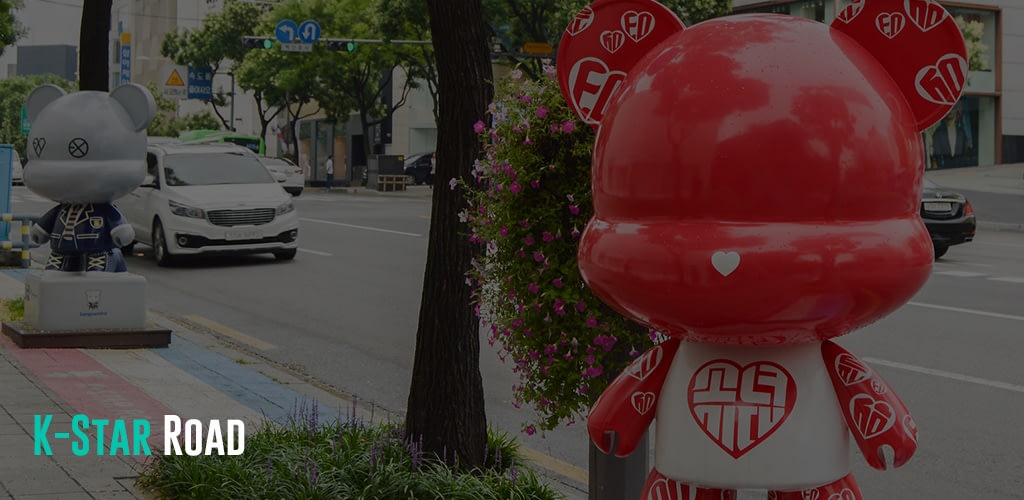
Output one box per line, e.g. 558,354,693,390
137,402,563,499
1,297,24,321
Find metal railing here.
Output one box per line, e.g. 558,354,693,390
1,213,41,268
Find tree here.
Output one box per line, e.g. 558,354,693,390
144,83,221,138
405,0,493,470
0,75,76,155
0,0,23,57
160,0,266,130
79,0,112,91
376,0,439,122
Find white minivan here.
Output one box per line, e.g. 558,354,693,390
116,142,299,266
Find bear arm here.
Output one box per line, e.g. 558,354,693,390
822,341,918,470
588,338,681,457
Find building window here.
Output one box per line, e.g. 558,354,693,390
948,7,997,94
743,0,832,22
924,95,996,169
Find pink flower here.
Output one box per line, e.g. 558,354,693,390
550,123,560,133
524,235,535,246
530,179,540,189
553,298,566,316
524,424,536,436
568,204,580,216
542,231,555,242
583,366,603,378
575,301,586,313
449,177,458,190
571,228,581,239
561,120,575,133
510,182,521,194
552,277,564,288
586,316,598,328
594,335,617,351
527,282,540,294
499,226,509,237
536,106,548,118
533,251,544,262
522,138,533,145
473,120,486,133
519,219,530,228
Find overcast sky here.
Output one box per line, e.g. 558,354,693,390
0,0,85,78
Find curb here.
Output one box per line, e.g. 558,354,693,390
978,221,1024,233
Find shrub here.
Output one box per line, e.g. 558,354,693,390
461,65,652,433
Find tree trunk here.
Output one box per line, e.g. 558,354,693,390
79,0,112,91
405,0,493,470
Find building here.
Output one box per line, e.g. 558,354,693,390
731,0,1024,167
16,45,77,81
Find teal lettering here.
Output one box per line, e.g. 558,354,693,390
93,419,109,456
133,419,151,455
71,414,90,456
109,421,129,456
33,415,52,456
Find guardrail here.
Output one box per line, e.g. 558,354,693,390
376,174,408,192
1,213,41,268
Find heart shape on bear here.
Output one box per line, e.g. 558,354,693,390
688,359,796,459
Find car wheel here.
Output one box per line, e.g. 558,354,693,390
273,249,297,261
153,220,176,267
933,244,948,260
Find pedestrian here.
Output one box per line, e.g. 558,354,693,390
325,154,334,191
429,152,436,188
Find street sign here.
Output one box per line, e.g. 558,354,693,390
281,43,313,52
187,66,214,101
162,65,187,99
275,19,299,44
523,41,553,55
20,107,29,135
298,20,321,43
119,32,132,85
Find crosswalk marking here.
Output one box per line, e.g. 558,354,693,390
934,270,988,277
988,276,1024,284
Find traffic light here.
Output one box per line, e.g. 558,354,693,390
325,39,357,52
242,36,275,50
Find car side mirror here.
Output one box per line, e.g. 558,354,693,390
140,174,157,188
273,172,287,183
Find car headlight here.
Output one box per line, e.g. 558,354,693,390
276,200,295,215
169,200,205,219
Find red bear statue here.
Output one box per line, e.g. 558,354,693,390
558,0,968,498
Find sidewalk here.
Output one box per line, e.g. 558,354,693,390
0,270,583,499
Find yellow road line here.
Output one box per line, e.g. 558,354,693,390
184,314,277,351
519,446,588,484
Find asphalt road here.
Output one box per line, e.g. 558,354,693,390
10,185,1024,498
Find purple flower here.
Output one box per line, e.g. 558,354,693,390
594,335,617,351
553,298,566,316
449,177,458,190
527,282,539,294
499,226,509,237
536,106,548,118
571,228,581,239
530,179,540,189
584,366,603,378
473,120,486,133
524,424,536,436
533,251,544,262
561,120,575,133
524,235,535,246
519,219,530,228
522,138,533,146
552,277,564,288
568,204,580,216
512,69,523,80
550,123,560,133
510,182,521,194
575,301,586,313
542,231,555,242
586,316,598,328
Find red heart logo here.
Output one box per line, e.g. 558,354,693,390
915,53,968,105
621,10,656,43
829,489,857,500
905,0,947,32
631,391,656,415
834,353,871,386
875,12,906,39
567,57,628,125
688,360,797,459
626,345,663,381
850,394,895,439
834,0,865,24
565,6,594,36
903,414,918,443
801,491,820,500
600,30,626,54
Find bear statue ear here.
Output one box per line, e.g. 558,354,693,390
25,84,67,124
110,83,157,132
556,0,685,129
832,0,968,131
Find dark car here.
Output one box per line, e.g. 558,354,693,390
403,152,434,185
921,178,976,259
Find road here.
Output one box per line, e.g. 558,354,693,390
10,185,1024,498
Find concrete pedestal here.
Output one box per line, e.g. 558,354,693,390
3,270,170,348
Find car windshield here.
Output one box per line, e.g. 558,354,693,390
163,152,275,186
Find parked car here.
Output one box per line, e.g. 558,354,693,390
403,151,434,185
116,142,299,266
259,156,304,196
11,149,23,185
921,178,975,259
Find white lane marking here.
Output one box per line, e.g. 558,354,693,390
301,217,422,237
298,248,332,256
864,357,1024,394
908,301,1024,322
972,241,1024,249
989,276,1024,284
933,270,988,277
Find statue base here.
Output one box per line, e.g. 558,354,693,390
6,270,171,348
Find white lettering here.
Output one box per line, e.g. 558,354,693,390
205,419,224,455
164,415,182,455
184,419,202,456
228,420,245,455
